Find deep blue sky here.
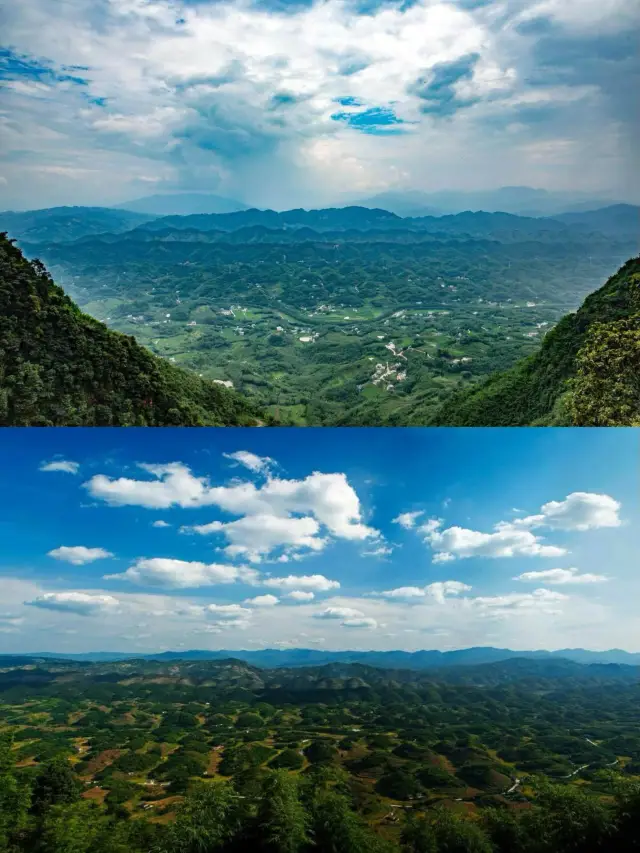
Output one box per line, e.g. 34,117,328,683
1,428,637,653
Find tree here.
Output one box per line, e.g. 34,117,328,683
154,781,243,853
255,771,309,853
32,756,81,815
0,738,31,852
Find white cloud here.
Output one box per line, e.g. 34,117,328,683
286,590,315,601
422,518,566,562
511,493,622,532
205,603,252,628
188,513,327,562
223,451,274,473
39,459,79,474
25,592,119,616
513,567,609,585
373,580,471,602
87,463,377,560
105,557,245,588
473,588,568,610
314,606,364,620
245,594,279,607
393,511,423,529
263,574,340,592
342,617,377,629
152,520,170,528
48,546,114,565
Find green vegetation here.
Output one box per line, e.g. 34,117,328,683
12,205,634,426
431,258,640,426
2,656,640,852
0,235,265,425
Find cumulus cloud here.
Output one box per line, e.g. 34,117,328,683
88,462,376,561
205,603,252,627
373,580,472,601
342,617,377,629
188,514,327,562
263,574,340,592
25,592,119,616
421,518,565,562
39,459,79,474
472,588,568,611
315,606,364,620
105,557,247,588
244,594,279,606
48,546,114,565
510,492,622,532
286,590,315,601
513,567,609,584
393,511,423,529
152,520,170,528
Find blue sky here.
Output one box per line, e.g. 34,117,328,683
1,428,637,653
1,0,638,209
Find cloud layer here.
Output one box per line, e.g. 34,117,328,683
1,0,637,208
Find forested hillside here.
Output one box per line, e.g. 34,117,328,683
2,656,640,853
430,257,640,426
0,235,266,426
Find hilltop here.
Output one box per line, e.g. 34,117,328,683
429,257,640,426
0,235,266,425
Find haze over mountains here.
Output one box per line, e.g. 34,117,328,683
11,646,640,667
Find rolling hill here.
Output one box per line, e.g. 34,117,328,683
0,234,266,425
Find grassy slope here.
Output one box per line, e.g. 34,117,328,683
428,257,640,426
0,234,266,426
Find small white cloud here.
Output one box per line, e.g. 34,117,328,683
223,451,274,473
25,592,119,616
152,520,170,528
373,580,471,601
39,460,79,474
48,546,114,565
286,590,315,601
244,594,279,607
342,617,377,629
393,511,423,529
263,574,340,592
513,567,609,585
314,606,364,620
422,518,565,561
205,603,252,628
105,557,243,588
511,492,622,532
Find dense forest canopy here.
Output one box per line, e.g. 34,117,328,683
0,234,265,426
2,655,640,852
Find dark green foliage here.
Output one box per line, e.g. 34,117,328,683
31,757,81,814
269,748,304,770
255,770,309,853
0,235,265,425
432,258,640,426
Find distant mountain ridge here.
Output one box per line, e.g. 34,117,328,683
9,646,640,667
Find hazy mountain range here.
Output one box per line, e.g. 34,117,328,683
9,646,640,667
